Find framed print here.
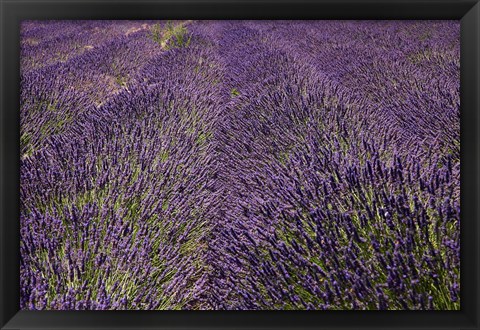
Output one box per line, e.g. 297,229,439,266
1,0,479,329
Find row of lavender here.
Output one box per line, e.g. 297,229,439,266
20,20,460,310
21,20,223,309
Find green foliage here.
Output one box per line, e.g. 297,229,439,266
230,88,240,97
149,21,192,50
149,23,164,44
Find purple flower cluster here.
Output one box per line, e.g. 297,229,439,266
20,20,460,310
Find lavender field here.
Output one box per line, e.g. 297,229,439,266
20,20,460,310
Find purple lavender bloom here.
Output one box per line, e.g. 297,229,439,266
20,20,460,310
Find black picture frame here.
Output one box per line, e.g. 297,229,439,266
1,0,479,329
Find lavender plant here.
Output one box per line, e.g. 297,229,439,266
20,20,460,310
